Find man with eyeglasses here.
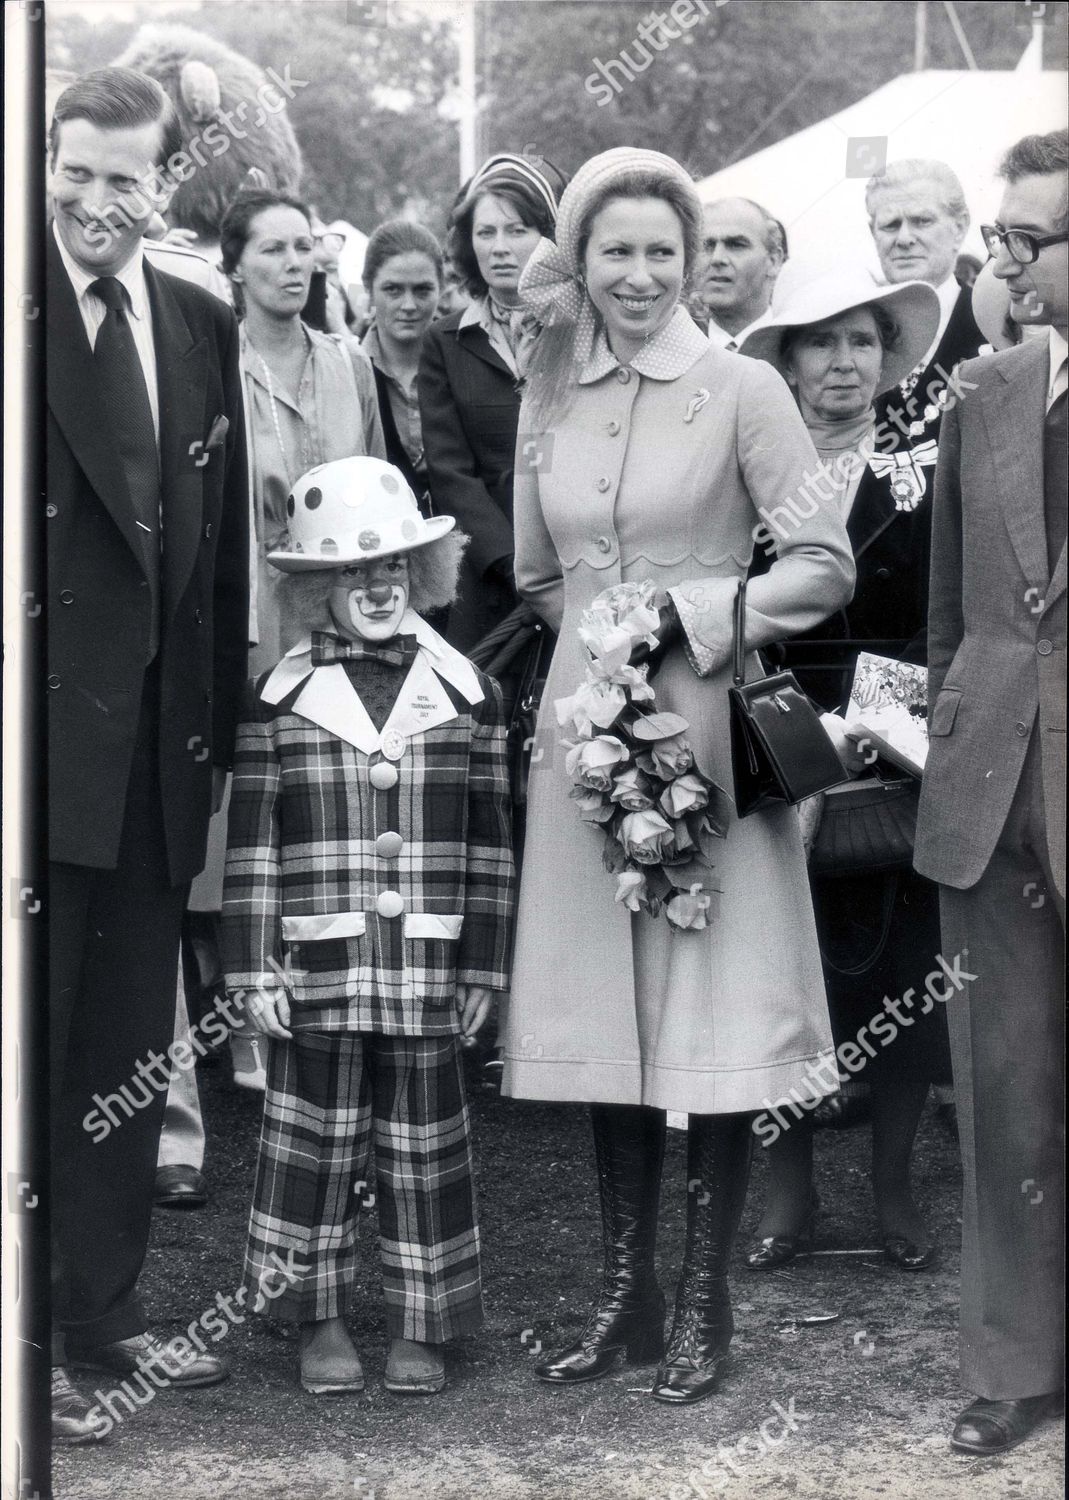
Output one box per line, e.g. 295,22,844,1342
915,127,1067,1458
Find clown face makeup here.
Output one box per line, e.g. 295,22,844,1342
328,553,411,642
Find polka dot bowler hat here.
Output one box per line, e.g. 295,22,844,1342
266,456,455,573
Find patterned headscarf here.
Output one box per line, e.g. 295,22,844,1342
519,147,701,422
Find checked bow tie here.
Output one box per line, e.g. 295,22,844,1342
312,631,420,669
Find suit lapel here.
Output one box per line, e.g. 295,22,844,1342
147,260,208,624
45,231,146,570
982,341,1048,588
847,465,897,560
452,320,515,381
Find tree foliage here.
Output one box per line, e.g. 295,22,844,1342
45,0,1068,237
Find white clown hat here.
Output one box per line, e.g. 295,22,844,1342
267,456,455,573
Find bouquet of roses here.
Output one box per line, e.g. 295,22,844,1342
555,581,730,929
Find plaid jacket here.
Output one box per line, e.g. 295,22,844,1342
222,618,515,1035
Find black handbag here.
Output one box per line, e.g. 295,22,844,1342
809,776,919,877
728,580,848,817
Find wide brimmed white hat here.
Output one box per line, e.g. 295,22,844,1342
267,456,455,573
739,265,940,394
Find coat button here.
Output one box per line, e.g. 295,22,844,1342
370,761,399,790
205,689,212,704
1037,638,1053,656
875,567,891,581
46,503,58,518
195,609,203,624
48,674,61,689
204,522,213,539
608,419,621,436
375,831,404,858
596,477,611,493
596,535,613,554
376,890,404,919
1015,721,1029,737
616,367,631,384
59,590,74,604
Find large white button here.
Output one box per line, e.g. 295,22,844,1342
596,535,613,554
380,728,406,761
369,761,399,790
607,420,621,436
376,890,404,919
375,831,404,858
616,367,631,384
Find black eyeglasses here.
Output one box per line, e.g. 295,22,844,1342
980,223,1069,265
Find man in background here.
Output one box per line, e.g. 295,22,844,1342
694,196,786,349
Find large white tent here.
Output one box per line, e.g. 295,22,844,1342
696,67,1068,273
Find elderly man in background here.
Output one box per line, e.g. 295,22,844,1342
915,127,1067,1457
694,196,786,350
866,160,984,481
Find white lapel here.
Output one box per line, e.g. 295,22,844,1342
257,617,485,756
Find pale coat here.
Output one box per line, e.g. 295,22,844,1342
501,309,856,1113
915,338,1066,895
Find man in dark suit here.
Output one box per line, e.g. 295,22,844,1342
868,158,984,515
46,67,248,1441
915,129,1067,1456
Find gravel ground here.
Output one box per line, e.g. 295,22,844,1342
54,1053,1064,1500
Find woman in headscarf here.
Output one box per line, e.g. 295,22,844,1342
739,265,945,1273
419,152,567,672
501,148,855,1405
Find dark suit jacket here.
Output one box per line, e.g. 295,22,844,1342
768,463,931,712
418,310,521,652
914,339,1066,895
46,229,249,883
875,284,983,438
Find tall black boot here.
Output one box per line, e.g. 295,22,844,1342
535,1103,666,1384
651,1112,753,1405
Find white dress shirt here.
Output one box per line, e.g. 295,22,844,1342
52,220,160,442
1047,326,1068,413
706,312,769,353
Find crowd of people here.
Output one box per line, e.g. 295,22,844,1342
42,57,1065,1473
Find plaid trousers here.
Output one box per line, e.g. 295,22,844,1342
243,1031,483,1342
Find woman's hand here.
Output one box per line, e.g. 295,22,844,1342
245,982,293,1040
820,712,873,777
456,984,495,1046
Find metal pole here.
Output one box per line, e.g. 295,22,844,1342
914,0,928,71
458,0,477,184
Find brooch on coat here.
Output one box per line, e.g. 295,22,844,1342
683,388,710,423
867,438,938,511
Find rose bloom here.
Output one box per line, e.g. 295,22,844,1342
665,886,711,930
565,735,630,792
571,786,616,823
617,809,676,865
659,771,711,819
637,734,694,779
610,766,656,812
614,870,647,912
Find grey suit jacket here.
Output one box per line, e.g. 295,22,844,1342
914,338,1066,895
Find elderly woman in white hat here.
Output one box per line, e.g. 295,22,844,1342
501,148,855,1405
739,267,950,1274
221,457,515,1398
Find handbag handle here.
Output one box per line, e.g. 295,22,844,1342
732,578,747,687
